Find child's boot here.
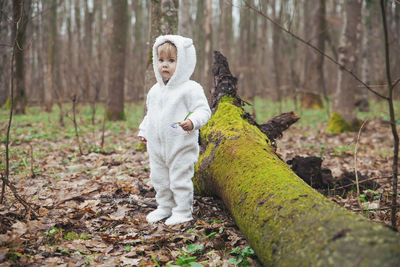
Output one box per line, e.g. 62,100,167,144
165,209,193,225
146,207,172,223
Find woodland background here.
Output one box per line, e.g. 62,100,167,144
1,0,399,117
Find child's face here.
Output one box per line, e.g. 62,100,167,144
157,45,177,83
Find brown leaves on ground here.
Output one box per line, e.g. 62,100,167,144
0,128,258,266
1,115,398,266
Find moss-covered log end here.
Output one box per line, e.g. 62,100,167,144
326,112,360,134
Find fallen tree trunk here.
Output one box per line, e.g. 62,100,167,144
194,51,400,266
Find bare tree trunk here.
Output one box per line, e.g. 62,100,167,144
107,0,128,121
133,0,144,102
66,0,73,92
13,0,30,114
144,0,178,100
42,1,52,112
84,1,95,124
394,1,400,94
259,0,269,99
178,0,190,36
0,1,10,107
219,0,232,61
203,0,212,100
74,0,82,99
271,0,282,109
301,0,326,110
0,55,9,107
193,0,205,83
239,0,250,99
359,1,373,111
47,0,63,125
327,0,362,133
93,0,103,104
36,1,44,106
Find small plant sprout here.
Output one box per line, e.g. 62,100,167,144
171,112,193,128
228,246,256,266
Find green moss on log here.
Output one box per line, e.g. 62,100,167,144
326,112,359,134
194,96,400,266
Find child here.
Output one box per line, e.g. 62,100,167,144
138,35,211,225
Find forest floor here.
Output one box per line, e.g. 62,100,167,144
0,100,399,266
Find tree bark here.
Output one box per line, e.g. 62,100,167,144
84,0,94,107
193,51,400,266
359,1,373,110
132,0,144,103
12,0,30,114
193,0,205,83
0,1,10,107
107,0,128,121
144,0,178,100
327,0,362,133
178,0,190,36
218,0,232,62
203,0,212,100
271,0,282,107
48,0,63,125
394,1,400,87
94,0,103,103
301,0,326,110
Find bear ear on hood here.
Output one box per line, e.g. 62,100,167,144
183,38,193,48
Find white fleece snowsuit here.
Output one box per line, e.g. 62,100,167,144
138,35,211,223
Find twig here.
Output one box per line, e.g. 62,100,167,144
0,174,38,218
71,94,83,155
381,0,400,230
354,120,368,210
101,103,107,149
392,77,400,90
329,176,391,191
29,143,35,178
1,0,22,204
352,205,400,212
240,0,389,100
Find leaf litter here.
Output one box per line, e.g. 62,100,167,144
0,123,258,266
1,112,398,266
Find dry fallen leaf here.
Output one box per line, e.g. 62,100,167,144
11,221,27,236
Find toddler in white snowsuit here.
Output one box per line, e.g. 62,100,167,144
138,35,211,226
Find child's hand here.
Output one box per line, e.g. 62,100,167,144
139,136,147,145
179,119,193,131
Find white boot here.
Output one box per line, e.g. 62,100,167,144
165,211,193,226
146,208,172,223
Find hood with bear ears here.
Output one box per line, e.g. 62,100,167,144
153,35,196,88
